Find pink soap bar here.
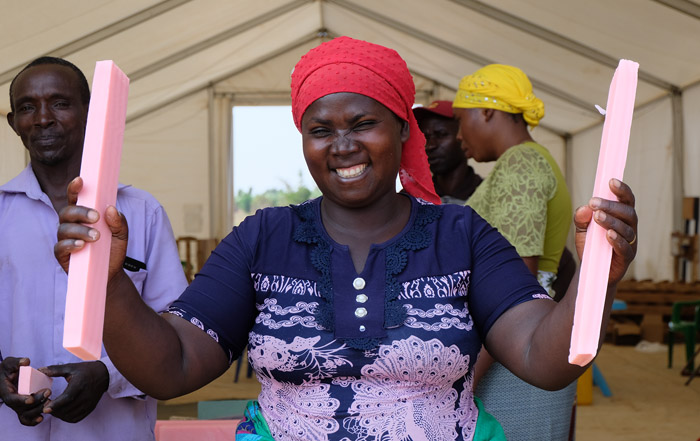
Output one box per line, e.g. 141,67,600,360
18,366,53,395
154,420,240,441
569,60,638,366
63,61,129,361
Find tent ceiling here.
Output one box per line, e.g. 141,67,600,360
2,0,699,136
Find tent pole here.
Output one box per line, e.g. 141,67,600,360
208,87,234,240
671,90,686,233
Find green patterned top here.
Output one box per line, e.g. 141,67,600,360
466,142,571,274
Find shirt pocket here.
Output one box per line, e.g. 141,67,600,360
126,269,148,294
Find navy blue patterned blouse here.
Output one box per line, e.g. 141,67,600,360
168,195,549,441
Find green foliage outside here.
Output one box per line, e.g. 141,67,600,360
235,171,321,217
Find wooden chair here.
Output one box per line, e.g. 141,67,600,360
176,237,220,283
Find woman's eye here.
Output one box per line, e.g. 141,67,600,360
310,127,330,137
354,120,376,131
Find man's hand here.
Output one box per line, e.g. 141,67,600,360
0,357,51,426
40,361,109,423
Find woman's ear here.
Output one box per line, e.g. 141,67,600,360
482,108,495,122
400,120,410,143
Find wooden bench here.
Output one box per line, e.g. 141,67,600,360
609,280,700,343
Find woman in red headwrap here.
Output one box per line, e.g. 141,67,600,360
55,37,637,441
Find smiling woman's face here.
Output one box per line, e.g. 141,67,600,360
301,92,408,209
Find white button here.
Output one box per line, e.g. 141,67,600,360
359,325,366,332
354,307,367,318
356,294,368,303
353,277,366,290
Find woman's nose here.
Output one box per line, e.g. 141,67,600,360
331,133,359,154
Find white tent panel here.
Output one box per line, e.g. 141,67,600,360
683,83,700,197
529,91,602,136
488,0,700,87
124,2,320,119
64,0,300,79
121,90,211,238
0,0,160,73
216,38,322,97
571,98,674,281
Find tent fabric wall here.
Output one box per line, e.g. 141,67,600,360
121,90,211,239
2,0,700,282
570,98,674,281
683,83,700,198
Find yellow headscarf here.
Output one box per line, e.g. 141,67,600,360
453,64,545,127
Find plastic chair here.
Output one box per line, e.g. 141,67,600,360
667,300,700,372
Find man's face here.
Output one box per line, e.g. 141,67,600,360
7,64,88,167
417,115,465,175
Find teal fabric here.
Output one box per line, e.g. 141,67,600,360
473,396,507,441
235,401,273,440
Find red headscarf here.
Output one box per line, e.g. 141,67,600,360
290,36,440,205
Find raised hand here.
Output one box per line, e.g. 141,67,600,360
54,176,129,283
574,178,638,285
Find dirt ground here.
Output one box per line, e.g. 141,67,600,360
575,342,699,440
158,342,700,440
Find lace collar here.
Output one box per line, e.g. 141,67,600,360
292,196,441,350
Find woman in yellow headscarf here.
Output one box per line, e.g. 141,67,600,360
453,64,576,441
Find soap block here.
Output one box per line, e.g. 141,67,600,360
569,59,638,366
63,60,130,360
17,366,53,395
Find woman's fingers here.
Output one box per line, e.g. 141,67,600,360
588,179,638,247
572,179,638,283
609,178,636,208
573,205,593,260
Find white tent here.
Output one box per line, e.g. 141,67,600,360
3,0,700,281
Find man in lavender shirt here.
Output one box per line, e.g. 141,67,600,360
0,57,187,440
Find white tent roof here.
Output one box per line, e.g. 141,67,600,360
3,0,700,281
3,0,699,132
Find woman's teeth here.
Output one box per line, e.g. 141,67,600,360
336,164,367,178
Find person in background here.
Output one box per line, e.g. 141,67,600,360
413,100,482,204
0,56,187,440
55,38,637,441
453,63,576,440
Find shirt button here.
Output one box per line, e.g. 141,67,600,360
359,325,366,332
354,307,367,318
353,277,366,290
356,294,368,303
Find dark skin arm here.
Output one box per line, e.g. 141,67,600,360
55,178,228,400
473,255,538,388
0,357,51,426
521,256,539,276
484,178,637,390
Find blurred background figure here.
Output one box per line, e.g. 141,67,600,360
413,100,481,205
453,64,575,441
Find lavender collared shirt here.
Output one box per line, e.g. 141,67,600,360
0,165,188,441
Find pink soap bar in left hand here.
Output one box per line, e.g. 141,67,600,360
569,59,638,366
18,366,53,395
63,61,129,361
